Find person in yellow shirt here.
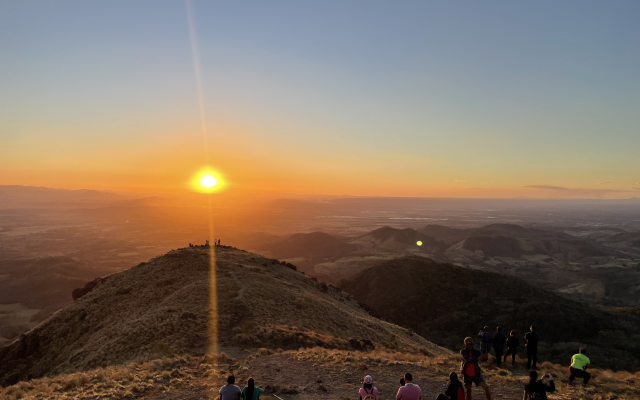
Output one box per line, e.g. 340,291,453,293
568,348,592,386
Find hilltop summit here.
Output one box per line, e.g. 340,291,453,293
0,246,446,386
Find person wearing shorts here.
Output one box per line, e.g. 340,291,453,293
460,337,492,400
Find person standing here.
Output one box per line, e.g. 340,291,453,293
503,331,519,367
492,327,506,367
569,348,592,386
478,326,493,362
218,375,241,400
396,372,421,400
461,337,492,400
359,375,378,400
241,377,263,400
524,326,539,369
523,371,555,400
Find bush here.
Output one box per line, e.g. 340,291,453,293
157,342,174,358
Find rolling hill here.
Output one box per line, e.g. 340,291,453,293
0,246,446,386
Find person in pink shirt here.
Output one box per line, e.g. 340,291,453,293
359,375,378,399
397,373,421,400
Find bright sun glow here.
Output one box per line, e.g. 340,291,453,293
200,175,217,188
191,168,225,193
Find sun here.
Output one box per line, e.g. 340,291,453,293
191,168,225,193
200,174,217,188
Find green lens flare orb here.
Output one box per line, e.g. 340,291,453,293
416,241,422,246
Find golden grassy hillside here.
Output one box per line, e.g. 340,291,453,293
2,347,639,400
0,246,446,386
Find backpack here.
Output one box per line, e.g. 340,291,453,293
362,388,376,400
527,382,543,400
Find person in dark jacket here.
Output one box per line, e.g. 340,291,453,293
477,326,493,362
524,325,539,369
503,330,520,367
523,371,555,400
461,337,492,400
492,327,506,367
444,372,465,400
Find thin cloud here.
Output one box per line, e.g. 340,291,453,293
597,182,613,185
454,180,467,182
633,187,640,191
523,185,632,198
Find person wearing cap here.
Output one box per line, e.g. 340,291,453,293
461,337,492,400
359,375,378,399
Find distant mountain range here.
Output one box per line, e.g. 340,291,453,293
237,223,640,307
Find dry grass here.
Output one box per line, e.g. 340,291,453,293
1,349,640,400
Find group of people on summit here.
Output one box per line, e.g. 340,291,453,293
217,326,592,400
188,239,221,247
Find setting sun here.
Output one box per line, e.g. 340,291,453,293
200,175,217,188
191,169,225,193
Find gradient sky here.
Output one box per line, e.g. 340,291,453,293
1,1,639,198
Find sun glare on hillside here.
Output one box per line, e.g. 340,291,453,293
191,169,225,193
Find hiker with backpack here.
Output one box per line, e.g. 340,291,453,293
523,371,555,400
492,327,506,367
359,375,378,400
436,372,465,400
503,330,520,367
461,337,492,400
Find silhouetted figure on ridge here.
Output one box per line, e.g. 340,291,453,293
503,330,519,367
525,325,539,369
478,326,493,362
493,327,505,367
205,240,209,247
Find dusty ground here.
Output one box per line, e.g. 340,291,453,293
2,347,639,400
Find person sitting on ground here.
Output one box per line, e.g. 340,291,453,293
478,326,493,362
437,372,465,400
241,377,263,400
524,325,539,369
461,337,492,400
359,375,378,400
218,375,241,400
569,348,592,387
493,327,506,368
503,330,520,367
523,370,555,400
396,372,421,400
206,240,209,246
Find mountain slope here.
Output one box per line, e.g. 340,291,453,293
0,246,446,386
342,256,640,371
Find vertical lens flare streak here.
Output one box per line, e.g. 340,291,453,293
185,0,209,165
185,0,217,356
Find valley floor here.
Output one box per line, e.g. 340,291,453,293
2,347,638,400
